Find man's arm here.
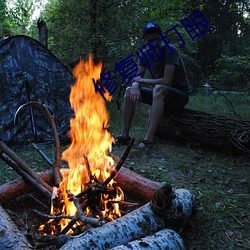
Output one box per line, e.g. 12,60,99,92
134,64,176,87
130,65,146,102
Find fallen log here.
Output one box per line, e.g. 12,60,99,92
0,204,32,249
110,228,185,250
156,108,250,154
59,186,195,250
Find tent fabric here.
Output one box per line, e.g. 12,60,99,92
0,35,74,144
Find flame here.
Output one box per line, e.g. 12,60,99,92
41,55,123,235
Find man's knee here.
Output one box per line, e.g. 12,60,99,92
153,84,166,98
124,87,132,99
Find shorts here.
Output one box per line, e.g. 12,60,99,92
140,86,189,112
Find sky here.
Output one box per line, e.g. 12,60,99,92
6,0,49,20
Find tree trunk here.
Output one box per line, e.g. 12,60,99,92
0,204,32,249
37,19,48,47
155,108,250,154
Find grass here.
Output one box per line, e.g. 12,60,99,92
0,93,249,249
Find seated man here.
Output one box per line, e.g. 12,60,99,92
116,22,191,148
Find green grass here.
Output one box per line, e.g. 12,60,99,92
0,94,249,249
186,93,250,120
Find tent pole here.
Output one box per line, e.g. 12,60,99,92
24,78,38,142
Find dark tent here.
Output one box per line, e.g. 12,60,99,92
0,35,74,145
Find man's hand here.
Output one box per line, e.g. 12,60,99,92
130,82,141,102
133,76,143,83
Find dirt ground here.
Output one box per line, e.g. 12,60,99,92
1,139,249,249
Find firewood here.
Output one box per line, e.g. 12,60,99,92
0,171,53,204
0,141,52,193
115,167,162,202
59,186,195,250
0,204,32,249
104,138,135,186
0,152,51,199
0,167,159,205
110,228,186,250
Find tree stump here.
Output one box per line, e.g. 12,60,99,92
37,19,48,47
155,108,250,154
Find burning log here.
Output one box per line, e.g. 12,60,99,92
59,185,195,250
0,204,32,249
156,108,250,154
110,228,185,250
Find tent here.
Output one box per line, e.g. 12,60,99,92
0,35,75,145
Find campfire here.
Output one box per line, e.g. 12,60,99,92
0,55,196,249
39,55,127,236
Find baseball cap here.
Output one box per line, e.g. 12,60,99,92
142,22,162,38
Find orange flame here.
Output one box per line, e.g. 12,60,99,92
44,55,123,234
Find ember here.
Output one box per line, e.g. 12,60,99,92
40,55,124,235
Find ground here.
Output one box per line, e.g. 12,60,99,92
0,94,249,249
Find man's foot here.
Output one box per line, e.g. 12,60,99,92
114,136,132,147
137,139,155,149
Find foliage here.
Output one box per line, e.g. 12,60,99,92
208,54,250,89
2,0,250,90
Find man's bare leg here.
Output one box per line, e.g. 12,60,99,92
120,87,136,138
139,85,166,147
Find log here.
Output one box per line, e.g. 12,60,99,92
0,171,53,205
59,187,195,249
0,204,32,249
0,141,53,193
155,108,250,154
0,152,51,199
110,228,185,250
114,166,162,202
0,167,159,205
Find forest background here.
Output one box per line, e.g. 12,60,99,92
1,0,250,93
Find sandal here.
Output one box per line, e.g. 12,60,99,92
137,139,155,149
114,136,132,147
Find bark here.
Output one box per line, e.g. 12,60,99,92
37,19,48,47
59,203,165,250
110,228,185,250
156,108,250,154
59,187,195,250
0,171,53,205
115,167,162,202
0,204,32,249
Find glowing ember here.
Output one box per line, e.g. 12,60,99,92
40,55,124,235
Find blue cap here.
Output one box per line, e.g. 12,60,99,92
142,22,162,38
